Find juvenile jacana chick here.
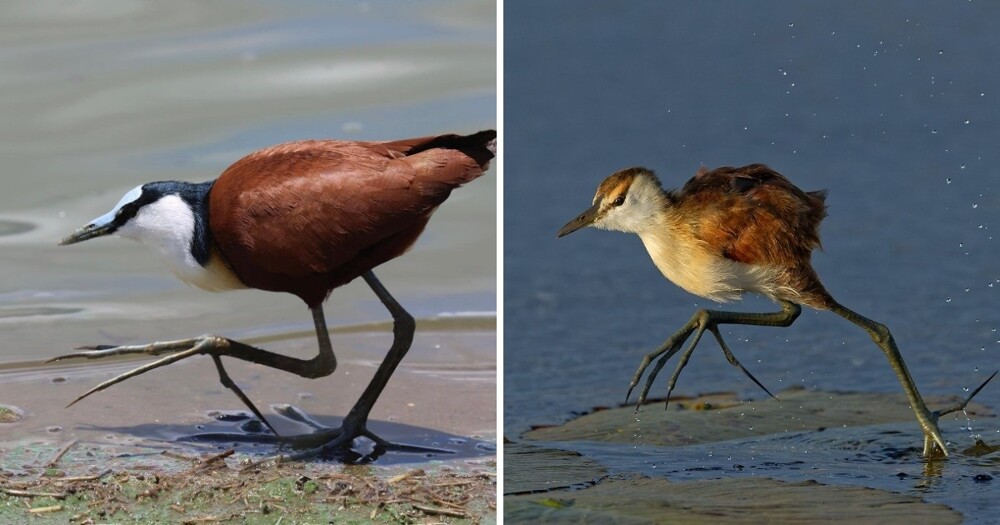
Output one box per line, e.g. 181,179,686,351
558,164,986,458
53,130,496,457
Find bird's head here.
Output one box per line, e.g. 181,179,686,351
557,167,666,237
60,182,199,247
59,180,245,292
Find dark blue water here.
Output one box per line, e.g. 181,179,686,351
505,1,999,519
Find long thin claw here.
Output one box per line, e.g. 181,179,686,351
274,405,327,431
626,326,696,403
708,326,777,400
662,325,707,409
361,429,454,454
626,353,659,403
46,338,201,363
65,342,211,407
211,355,279,437
934,370,998,418
636,343,685,409
245,424,456,468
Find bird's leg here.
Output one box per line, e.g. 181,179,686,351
274,271,453,459
917,370,998,456
629,301,799,408
828,302,950,458
50,275,450,458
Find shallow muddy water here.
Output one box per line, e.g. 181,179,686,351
0,0,496,468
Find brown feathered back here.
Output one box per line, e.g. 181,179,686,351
675,164,833,308
209,131,495,307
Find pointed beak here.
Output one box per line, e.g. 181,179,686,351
59,223,114,246
59,213,116,246
557,202,600,237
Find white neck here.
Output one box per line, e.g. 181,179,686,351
595,175,668,235
117,195,245,291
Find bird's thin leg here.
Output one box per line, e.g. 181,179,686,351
321,271,449,454
629,301,799,408
209,355,280,436
52,282,445,457
828,301,948,458
277,271,452,458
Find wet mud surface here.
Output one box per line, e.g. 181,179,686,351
0,324,497,522
506,388,998,523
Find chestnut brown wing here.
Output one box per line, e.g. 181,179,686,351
679,164,828,267
209,138,489,306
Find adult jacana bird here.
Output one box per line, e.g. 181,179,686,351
54,129,496,457
558,164,993,458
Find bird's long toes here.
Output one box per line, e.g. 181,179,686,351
636,384,653,407
362,429,455,455
45,347,123,363
63,345,208,407
625,384,637,404
75,344,118,351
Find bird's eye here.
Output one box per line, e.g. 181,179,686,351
612,195,625,207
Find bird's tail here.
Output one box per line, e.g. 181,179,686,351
386,130,497,171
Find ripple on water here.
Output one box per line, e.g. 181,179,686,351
0,219,35,237
0,306,83,319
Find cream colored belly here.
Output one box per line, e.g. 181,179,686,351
639,233,796,303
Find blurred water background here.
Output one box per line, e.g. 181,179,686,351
505,0,998,519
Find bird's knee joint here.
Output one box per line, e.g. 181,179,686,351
693,309,711,325
869,323,893,345
784,303,802,323
200,335,229,351
307,356,337,378
393,310,416,334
